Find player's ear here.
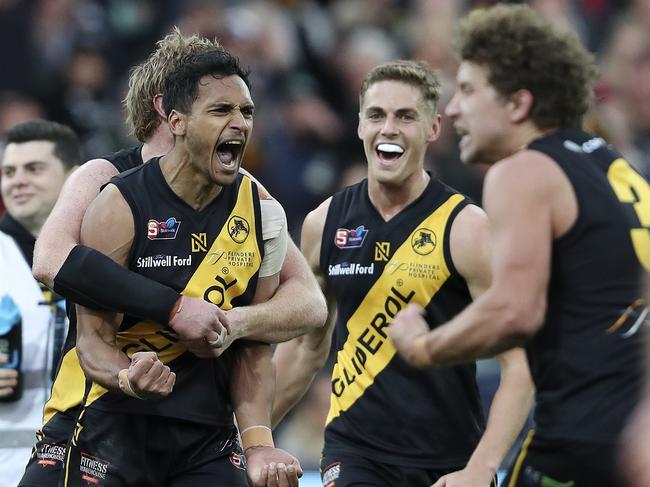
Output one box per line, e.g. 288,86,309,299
168,109,186,136
426,113,442,143
357,112,363,140
508,89,534,124
153,94,166,119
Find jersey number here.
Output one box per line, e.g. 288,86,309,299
607,158,650,271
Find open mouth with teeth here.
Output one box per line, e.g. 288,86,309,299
376,143,404,163
216,140,244,169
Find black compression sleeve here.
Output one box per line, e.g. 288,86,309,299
53,245,180,324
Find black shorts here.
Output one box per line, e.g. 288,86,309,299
502,430,625,487
320,450,498,487
62,407,249,487
19,412,76,487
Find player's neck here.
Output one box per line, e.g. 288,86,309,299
368,169,430,222
141,125,174,162
159,152,223,211
504,123,552,159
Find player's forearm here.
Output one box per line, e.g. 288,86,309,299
231,342,275,432
423,290,540,365
228,245,328,343
228,281,327,343
271,325,332,426
52,246,180,323
466,349,534,476
76,311,130,392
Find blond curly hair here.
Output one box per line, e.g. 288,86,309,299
124,27,222,142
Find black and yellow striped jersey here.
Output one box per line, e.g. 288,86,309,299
76,157,263,427
320,177,485,469
43,146,145,427
527,128,647,444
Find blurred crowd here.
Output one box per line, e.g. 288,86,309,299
1,0,649,470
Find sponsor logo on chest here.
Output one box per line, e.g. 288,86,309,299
335,225,369,249
136,254,192,268
328,262,374,276
147,217,181,240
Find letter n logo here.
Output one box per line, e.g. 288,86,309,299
191,233,208,252
374,242,390,262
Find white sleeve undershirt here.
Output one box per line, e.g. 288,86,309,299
259,199,288,277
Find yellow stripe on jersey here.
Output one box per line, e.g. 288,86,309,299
43,348,86,424
326,194,465,424
85,176,261,406
181,176,261,310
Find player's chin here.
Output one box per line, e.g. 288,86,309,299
211,166,240,186
212,172,237,186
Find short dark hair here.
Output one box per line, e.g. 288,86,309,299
162,49,251,116
4,119,82,169
455,4,597,129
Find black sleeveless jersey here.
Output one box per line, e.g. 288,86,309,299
527,128,647,444
79,158,264,426
321,177,485,468
43,146,144,425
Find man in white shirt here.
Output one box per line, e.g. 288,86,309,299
0,119,81,486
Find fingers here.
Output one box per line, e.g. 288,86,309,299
278,465,302,487
0,388,14,398
128,353,175,397
264,462,300,487
0,368,18,382
266,463,279,487
0,368,18,396
215,307,231,334
254,464,269,487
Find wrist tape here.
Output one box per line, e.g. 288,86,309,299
240,425,274,452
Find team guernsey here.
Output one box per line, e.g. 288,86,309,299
525,129,646,444
321,178,485,469
80,157,263,425
19,147,144,486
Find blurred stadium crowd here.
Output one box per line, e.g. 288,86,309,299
1,0,649,471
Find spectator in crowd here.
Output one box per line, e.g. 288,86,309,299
0,119,81,486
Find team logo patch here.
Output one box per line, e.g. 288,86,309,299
374,242,390,261
147,217,181,240
411,228,436,255
335,226,368,249
322,461,341,487
191,232,208,252
228,215,250,243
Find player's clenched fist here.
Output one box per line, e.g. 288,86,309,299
118,351,176,400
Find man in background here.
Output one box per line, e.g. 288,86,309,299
0,119,81,486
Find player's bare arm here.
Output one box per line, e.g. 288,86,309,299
271,198,337,427
391,203,535,486
232,271,301,487
226,171,328,344
391,150,576,365
32,158,118,287
75,184,175,398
